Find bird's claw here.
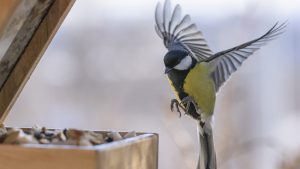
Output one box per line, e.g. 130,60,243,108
170,99,185,117
170,97,201,120
180,96,201,120
179,96,196,112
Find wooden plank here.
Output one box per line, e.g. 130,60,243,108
0,145,97,169
0,133,158,169
0,0,54,86
96,134,159,169
0,0,76,123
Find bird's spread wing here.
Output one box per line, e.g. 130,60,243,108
206,22,287,92
155,0,213,61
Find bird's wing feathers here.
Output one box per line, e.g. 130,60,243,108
207,22,287,92
155,0,213,61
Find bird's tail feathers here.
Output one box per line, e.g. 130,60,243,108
197,119,217,169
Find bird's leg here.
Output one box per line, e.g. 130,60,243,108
170,99,185,117
179,96,201,120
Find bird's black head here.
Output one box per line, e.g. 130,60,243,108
164,50,194,74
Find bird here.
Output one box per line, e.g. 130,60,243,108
154,0,286,169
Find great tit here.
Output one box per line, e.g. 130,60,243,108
155,1,286,169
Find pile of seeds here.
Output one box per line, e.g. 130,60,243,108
0,125,136,146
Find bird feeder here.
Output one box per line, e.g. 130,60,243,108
0,1,158,169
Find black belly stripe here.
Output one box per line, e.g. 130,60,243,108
167,67,199,119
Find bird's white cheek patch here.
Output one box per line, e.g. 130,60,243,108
174,55,192,70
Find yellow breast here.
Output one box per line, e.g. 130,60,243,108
183,62,216,117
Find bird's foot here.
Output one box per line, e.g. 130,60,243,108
170,99,185,117
179,96,201,120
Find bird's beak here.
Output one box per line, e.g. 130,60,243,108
164,67,173,74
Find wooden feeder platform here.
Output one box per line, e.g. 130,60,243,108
0,1,158,169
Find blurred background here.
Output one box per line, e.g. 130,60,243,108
3,0,300,168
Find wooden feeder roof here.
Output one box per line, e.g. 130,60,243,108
0,0,75,123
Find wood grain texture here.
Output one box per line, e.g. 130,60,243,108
0,133,158,169
0,0,75,123
0,0,54,86
0,0,20,35
0,145,97,169
96,134,159,169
